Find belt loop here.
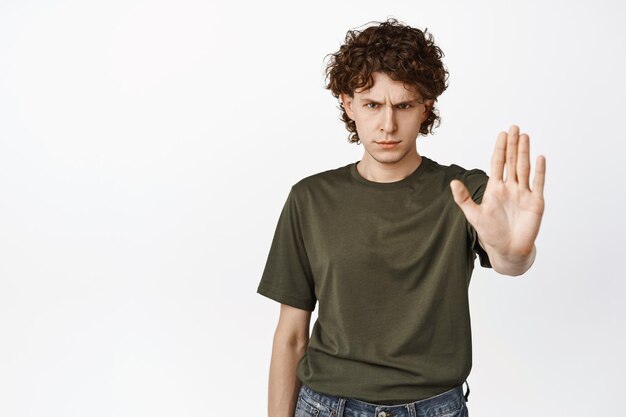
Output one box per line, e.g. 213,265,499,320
463,380,470,402
335,397,346,417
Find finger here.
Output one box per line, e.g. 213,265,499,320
517,133,531,190
532,155,546,198
490,131,507,182
450,179,480,226
506,125,519,183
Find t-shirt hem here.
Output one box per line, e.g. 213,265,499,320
257,285,316,311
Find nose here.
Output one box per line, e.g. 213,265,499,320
380,105,397,133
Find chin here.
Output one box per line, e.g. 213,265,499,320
373,153,406,164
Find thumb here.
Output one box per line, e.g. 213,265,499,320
449,179,479,226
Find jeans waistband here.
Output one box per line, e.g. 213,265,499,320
298,380,469,417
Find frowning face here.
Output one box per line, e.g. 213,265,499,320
341,71,434,166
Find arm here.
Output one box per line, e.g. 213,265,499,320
267,304,312,417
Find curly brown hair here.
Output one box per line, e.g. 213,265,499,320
324,17,449,144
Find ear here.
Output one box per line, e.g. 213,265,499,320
340,93,355,120
423,98,435,115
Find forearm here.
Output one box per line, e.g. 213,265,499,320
268,337,308,417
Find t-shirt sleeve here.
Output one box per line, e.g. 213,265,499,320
462,169,493,269
256,186,317,311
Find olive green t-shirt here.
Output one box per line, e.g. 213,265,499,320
256,155,491,404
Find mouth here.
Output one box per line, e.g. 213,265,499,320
376,141,400,148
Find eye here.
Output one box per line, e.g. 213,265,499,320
366,103,379,109
397,104,411,109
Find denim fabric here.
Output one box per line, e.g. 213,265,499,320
295,381,469,417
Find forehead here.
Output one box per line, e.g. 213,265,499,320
354,72,421,100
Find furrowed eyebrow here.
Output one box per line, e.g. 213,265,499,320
364,98,422,105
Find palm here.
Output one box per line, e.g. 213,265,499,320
450,125,546,258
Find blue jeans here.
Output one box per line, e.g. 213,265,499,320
295,380,470,417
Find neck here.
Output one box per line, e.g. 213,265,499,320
357,152,423,183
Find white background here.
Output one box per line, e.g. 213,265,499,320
0,0,624,416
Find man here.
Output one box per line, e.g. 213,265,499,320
257,17,546,417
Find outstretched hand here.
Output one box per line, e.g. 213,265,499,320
450,125,546,263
